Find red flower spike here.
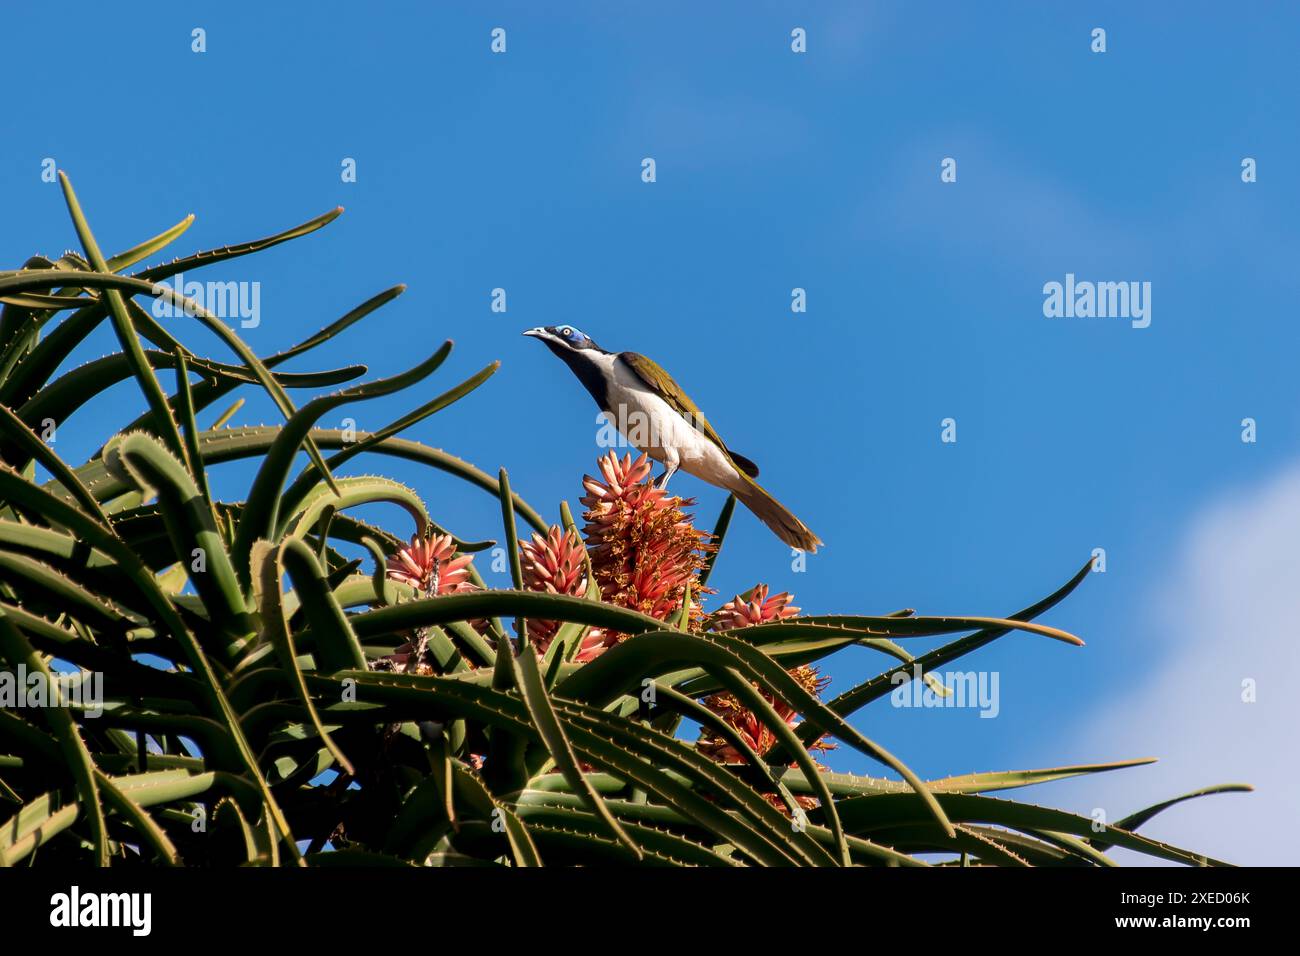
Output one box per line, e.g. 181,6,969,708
386,532,475,597
579,452,713,647
518,525,589,653
698,585,834,769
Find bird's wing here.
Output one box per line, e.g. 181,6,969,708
618,351,758,476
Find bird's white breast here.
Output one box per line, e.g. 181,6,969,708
596,355,741,489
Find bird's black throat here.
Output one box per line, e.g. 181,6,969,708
544,341,613,412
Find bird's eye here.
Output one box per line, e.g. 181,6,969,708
561,327,574,338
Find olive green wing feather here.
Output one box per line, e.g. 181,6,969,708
619,352,759,478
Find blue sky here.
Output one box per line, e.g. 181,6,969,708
4,2,1297,863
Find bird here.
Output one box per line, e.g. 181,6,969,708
523,324,822,552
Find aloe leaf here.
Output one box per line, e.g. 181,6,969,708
251,541,354,775
0,269,175,298
94,769,181,865
495,469,525,592
121,295,194,358
0,791,80,865
449,761,541,867
277,284,404,358
306,849,421,867
768,614,1083,646
872,821,1033,866
106,432,250,645
496,468,528,650
929,759,1160,795
0,255,59,352
12,353,362,467
0,292,95,309
132,207,341,283
0,268,354,504
280,538,368,671
0,402,110,526
231,345,452,579
672,632,976,701
954,825,1074,865
801,558,1095,746
550,701,819,866
510,695,819,865
210,398,243,429
0,600,179,693
61,427,549,533
776,759,1160,800
443,620,496,669
359,537,397,608
1091,783,1254,852
0,613,108,865
692,627,947,695
282,476,429,545
699,493,735,587
105,214,196,273
211,796,260,865
57,173,188,463
173,349,213,509
674,580,692,631
344,591,664,648
837,792,1231,866
1024,829,1117,866
281,359,498,516
0,277,147,408
512,643,641,858
0,519,113,568
154,285,345,506
111,284,402,439
0,551,140,629
0,467,301,863
649,682,803,808
539,788,906,864
512,802,735,867
310,671,806,865
0,708,62,771
718,669,847,863
515,791,910,866
385,768,455,860
482,630,529,795
558,628,955,839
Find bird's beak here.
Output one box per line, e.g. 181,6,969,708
522,327,546,339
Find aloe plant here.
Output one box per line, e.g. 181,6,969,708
0,176,1248,867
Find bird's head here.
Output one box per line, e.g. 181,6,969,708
522,325,601,353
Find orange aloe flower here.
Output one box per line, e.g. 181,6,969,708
386,531,476,597
580,451,712,638
519,526,588,635
698,585,834,765
381,531,478,674
514,524,620,663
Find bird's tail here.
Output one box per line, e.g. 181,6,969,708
728,475,823,553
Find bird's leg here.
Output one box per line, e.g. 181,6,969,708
656,455,679,490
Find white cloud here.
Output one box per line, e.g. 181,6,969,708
1055,461,1300,864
